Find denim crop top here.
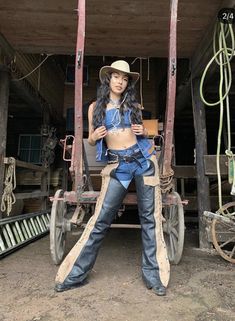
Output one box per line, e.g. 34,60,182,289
104,108,131,131
95,108,156,162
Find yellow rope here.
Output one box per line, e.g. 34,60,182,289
200,22,235,211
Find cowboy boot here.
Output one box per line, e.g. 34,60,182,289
55,175,127,292
134,160,169,296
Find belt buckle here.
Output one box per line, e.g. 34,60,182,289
123,155,131,163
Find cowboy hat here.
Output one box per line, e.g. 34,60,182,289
99,60,139,83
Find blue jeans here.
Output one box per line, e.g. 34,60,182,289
109,144,150,189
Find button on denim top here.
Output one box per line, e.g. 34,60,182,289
95,107,156,162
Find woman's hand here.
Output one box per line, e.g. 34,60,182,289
92,126,107,141
131,124,147,136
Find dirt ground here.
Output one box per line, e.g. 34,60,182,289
0,227,235,321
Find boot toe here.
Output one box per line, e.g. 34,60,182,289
151,285,166,296
55,279,87,293
55,283,72,292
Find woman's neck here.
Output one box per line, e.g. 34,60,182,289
110,93,121,102
108,93,122,109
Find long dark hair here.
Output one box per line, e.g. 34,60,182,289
92,73,142,129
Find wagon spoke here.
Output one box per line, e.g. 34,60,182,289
169,234,176,257
170,205,176,221
171,227,179,240
229,244,235,258
219,236,235,249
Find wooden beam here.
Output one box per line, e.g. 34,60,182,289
15,191,49,200
184,195,232,211
192,77,211,249
172,165,196,178
0,66,10,219
4,158,48,172
204,155,229,176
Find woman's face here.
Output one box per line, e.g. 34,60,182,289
109,71,128,96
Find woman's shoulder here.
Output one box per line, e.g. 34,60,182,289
88,101,97,112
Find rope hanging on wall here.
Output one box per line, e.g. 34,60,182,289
1,158,16,216
200,21,235,210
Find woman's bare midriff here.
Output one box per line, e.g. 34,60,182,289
105,128,137,150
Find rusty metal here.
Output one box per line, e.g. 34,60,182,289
74,0,86,193
162,0,178,177
72,191,186,207
60,135,74,162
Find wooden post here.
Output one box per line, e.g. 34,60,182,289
191,77,211,248
40,171,48,211
41,108,50,211
0,66,10,218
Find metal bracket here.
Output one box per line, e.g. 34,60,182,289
77,50,83,69
171,58,176,76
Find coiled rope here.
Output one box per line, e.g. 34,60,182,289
200,22,235,212
1,158,16,216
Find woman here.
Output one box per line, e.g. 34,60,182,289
55,60,170,296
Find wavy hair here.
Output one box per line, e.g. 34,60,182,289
92,73,142,129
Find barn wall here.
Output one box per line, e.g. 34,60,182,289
7,116,43,157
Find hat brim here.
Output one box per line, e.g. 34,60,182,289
99,66,139,84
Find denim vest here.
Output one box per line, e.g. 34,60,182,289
95,108,156,162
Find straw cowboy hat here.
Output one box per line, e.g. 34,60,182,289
99,60,139,83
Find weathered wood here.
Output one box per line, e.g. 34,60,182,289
172,165,196,178
204,155,229,176
4,158,48,172
74,0,85,191
162,0,178,176
192,77,211,249
184,196,232,211
0,67,10,219
40,171,48,210
15,191,49,200
0,0,222,57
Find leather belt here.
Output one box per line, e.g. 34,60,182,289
107,150,143,167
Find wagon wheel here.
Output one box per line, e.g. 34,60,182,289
211,202,235,264
163,191,185,264
50,189,67,265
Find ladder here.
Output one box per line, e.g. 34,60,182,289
0,211,50,258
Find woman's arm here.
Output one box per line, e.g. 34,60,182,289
87,102,107,146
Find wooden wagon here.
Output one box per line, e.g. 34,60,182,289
49,0,185,265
